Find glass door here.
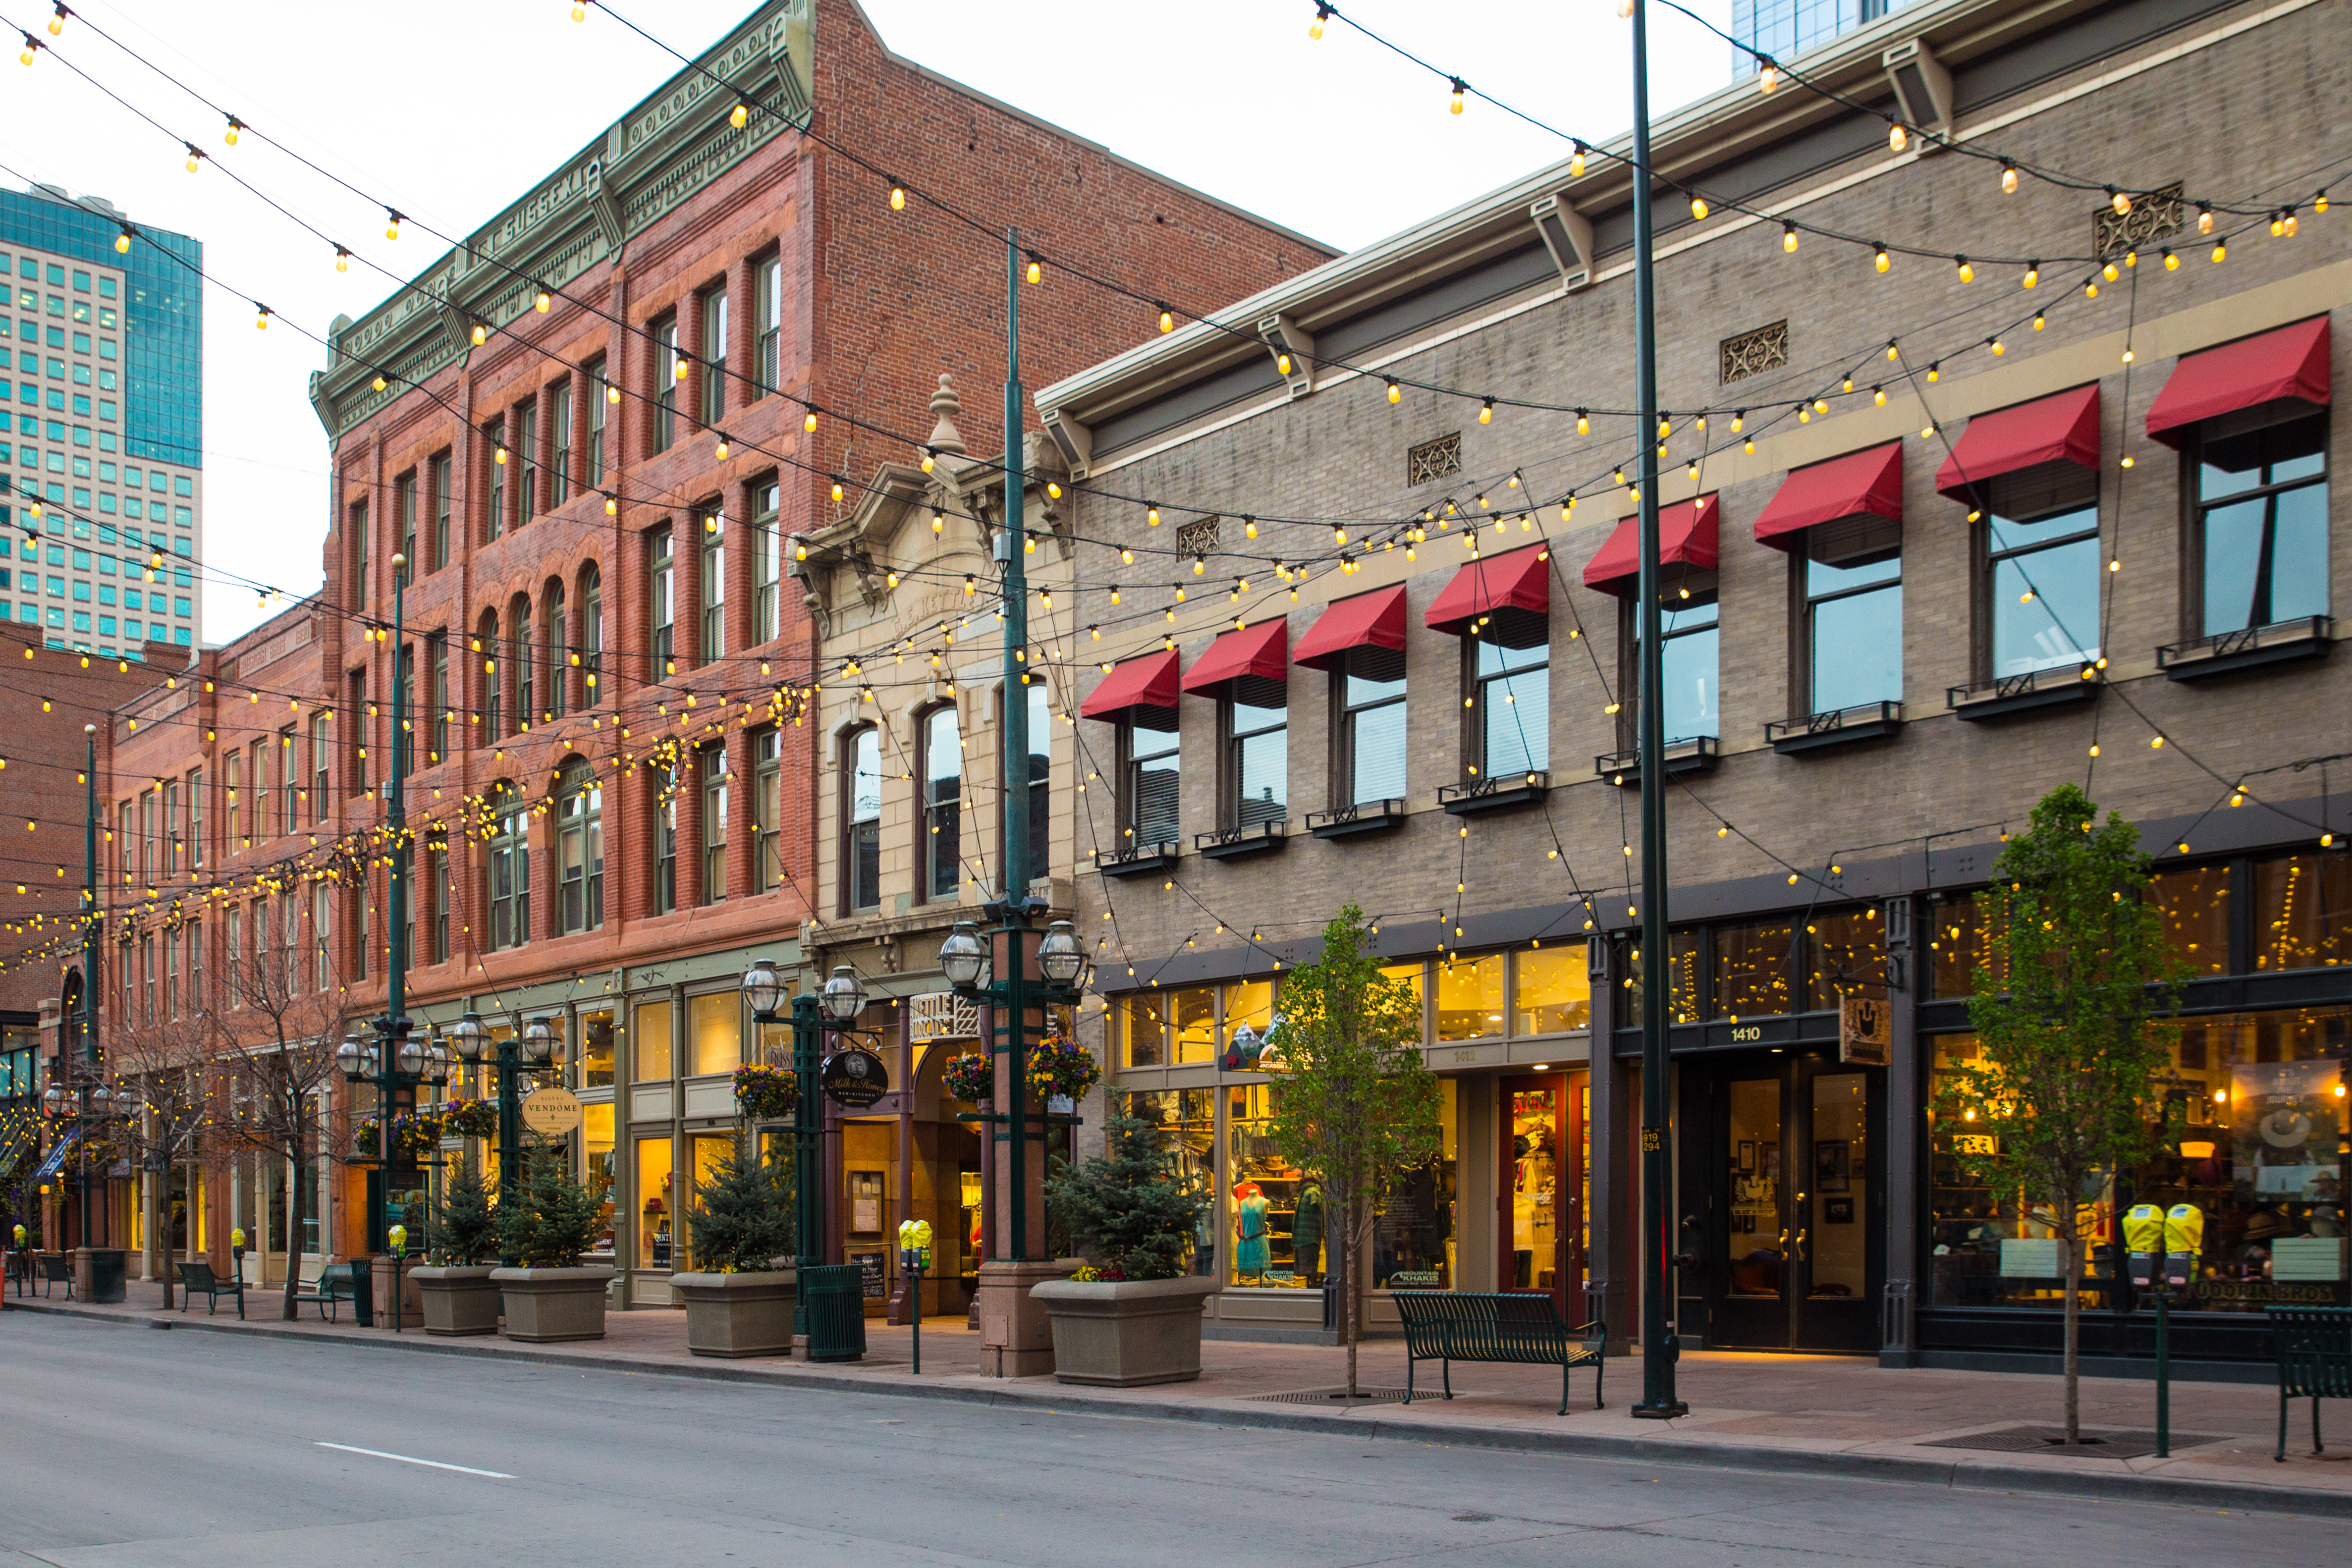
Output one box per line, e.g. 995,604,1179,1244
1795,1066,1878,1352
1710,1074,1791,1349
1500,1073,1586,1315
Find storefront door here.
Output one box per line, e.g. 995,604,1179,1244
1500,1072,1586,1316
1696,1054,1881,1353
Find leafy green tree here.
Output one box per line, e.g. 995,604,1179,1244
1265,902,1443,1396
496,1141,603,1268
432,1152,497,1266
1046,1113,1208,1280
1937,783,2187,1442
687,1135,796,1273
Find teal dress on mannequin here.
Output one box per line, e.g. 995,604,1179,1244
1236,1189,1271,1274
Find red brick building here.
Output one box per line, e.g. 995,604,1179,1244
74,0,1327,1299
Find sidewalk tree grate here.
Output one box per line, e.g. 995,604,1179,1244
1245,1387,1414,1406
1917,1425,2223,1461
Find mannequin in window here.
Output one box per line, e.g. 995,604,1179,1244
1292,1181,1323,1286
1234,1180,1269,1281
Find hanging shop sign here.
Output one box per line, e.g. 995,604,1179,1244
1839,995,1890,1066
821,1046,890,1109
520,1086,585,1137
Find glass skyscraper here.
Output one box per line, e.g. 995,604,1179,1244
1731,0,1903,74
0,183,203,658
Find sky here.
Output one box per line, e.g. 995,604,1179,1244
0,0,1735,646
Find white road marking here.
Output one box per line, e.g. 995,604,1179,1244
314,1441,515,1478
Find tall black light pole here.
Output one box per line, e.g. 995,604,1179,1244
1628,0,1688,1420
78,720,100,1253
445,1009,553,1264
741,956,859,1339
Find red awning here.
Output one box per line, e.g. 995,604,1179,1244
1583,495,1721,596
1752,442,1903,549
2145,316,2331,449
1935,384,2100,500
1425,544,1551,636
1080,649,1181,721
1182,618,1289,694
1294,585,1407,671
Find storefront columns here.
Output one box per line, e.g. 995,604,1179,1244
1880,897,1919,1367
1587,938,1633,1352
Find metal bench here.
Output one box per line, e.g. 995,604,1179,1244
2268,1304,2352,1461
1393,1290,1604,1415
293,1261,365,1323
175,1257,246,1319
35,1253,74,1299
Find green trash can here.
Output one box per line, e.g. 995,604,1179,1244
800,1263,866,1362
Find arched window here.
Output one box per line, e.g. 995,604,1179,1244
487,785,529,950
509,595,534,733
557,759,602,933
477,610,501,739
543,581,567,721
579,561,603,699
921,706,961,903
845,727,881,912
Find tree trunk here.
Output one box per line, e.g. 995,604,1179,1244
2061,1231,2081,1444
1340,1200,1359,1398
147,1169,171,1309
279,1150,303,1321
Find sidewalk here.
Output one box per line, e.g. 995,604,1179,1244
11,1279,2347,1516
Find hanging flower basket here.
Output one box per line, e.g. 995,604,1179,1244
356,1113,442,1160
733,1063,799,1121
941,1052,993,1104
1027,1034,1100,1104
439,1099,498,1140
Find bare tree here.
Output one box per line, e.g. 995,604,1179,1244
207,891,361,1320
106,989,216,1309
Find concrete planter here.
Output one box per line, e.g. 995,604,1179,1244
489,1265,615,1343
670,1269,798,1358
1030,1275,1221,1386
412,1265,500,1336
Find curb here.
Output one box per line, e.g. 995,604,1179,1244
13,1298,2346,1519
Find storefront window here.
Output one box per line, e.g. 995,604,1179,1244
1805,909,1887,1005
633,997,672,1082
1715,919,1797,1017
1513,941,1590,1035
1622,931,1701,1025
688,991,741,1078
1222,979,1274,1042
1378,1077,1457,1289
576,1007,615,1089
2255,852,2351,971
1927,894,1987,998
682,1133,732,1270
582,1103,615,1261
1171,987,1216,1065
1119,1088,1215,1277
2154,863,2234,975
1927,1008,2351,1314
1435,951,1505,1041
635,1135,674,1270
1123,993,1168,1068
1227,1083,1313,1288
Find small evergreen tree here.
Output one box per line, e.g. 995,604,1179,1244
1266,902,1443,1397
687,1135,796,1272
1938,783,2188,1444
433,1152,497,1266
497,1141,602,1268
1046,1113,1208,1280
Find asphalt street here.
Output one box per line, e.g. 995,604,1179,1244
0,1313,2327,1567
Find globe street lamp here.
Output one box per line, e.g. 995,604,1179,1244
820,966,867,1025
741,959,825,1311
444,1009,536,1253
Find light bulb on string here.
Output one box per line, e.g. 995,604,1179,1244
1309,3,1329,39
2163,248,2178,270
1759,61,1779,94
2000,161,2018,194
1026,256,1041,285
1874,244,1891,273
2109,187,2132,216
1157,307,1175,333
1570,142,1586,178
1479,397,1494,424
1386,378,1402,404
114,226,131,255
47,3,64,36
1689,195,1709,220
385,210,402,241
184,144,204,174
1782,223,1798,253
1955,256,1973,283
1448,77,1466,115
888,180,906,210
1887,120,1908,152
1576,409,1590,434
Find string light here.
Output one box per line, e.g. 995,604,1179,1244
384,209,403,241
2109,187,2132,216
1955,256,1973,283
2022,261,2039,288
889,180,906,210
1887,120,1908,153
2000,160,2018,194
1309,2,1329,38
1448,77,1466,115
1782,223,1798,253
1570,141,1586,178
1874,244,1891,273
1479,397,1494,424
1689,195,1709,220
1386,378,1402,404
1157,306,1175,333
1759,61,1779,94
114,226,132,255
1026,256,1041,285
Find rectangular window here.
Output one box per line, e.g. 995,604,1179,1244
923,706,962,902
652,315,679,454
689,991,741,1079
583,356,606,485
430,634,449,763
1513,942,1591,1034
1985,467,2100,677
1434,951,1505,1042
699,745,728,904
753,728,782,892
514,399,538,525
225,749,241,848
162,779,181,870
753,481,780,644
489,799,529,950
847,728,881,911
394,471,416,591
1126,720,1180,847
655,761,679,915
313,884,331,991
699,523,724,662
429,845,450,964
251,739,270,841
699,284,728,429
2195,412,2327,636
558,766,603,934
1631,592,1717,745
1340,648,1407,805
431,451,452,570
350,498,369,611
485,421,505,541
650,526,674,676
2254,851,2352,971
1226,685,1286,829
186,767,203,868
577,1007,615,1090
224,906,242,1003
278,726,297,827
754,254,782,395
634,1133,673,1269
582,564,603,696
549,379,572,507
1477,635,1551,774
310,713,329,814
1802,518,1901,713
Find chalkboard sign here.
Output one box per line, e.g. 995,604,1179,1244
821,1047,890,1108
856,1248,887,1299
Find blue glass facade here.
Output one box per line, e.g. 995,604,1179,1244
1731,0,1903,73
0,186,201,469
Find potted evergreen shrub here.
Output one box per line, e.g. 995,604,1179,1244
414,1152,501,1336
1034,1113,1217,1385
491,1142,615,1342
670,1135,798,1357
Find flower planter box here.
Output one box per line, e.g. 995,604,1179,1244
670,1269,798,1358
411,1264,500,1337
1030,1275,1221,1386
489,1266,615,1343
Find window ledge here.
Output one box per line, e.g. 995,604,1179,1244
1765,701,1903,755
1440,772,1550,815
1947,664,2100,720
1094,841,1180,879
1195,821,1287,860
1594,736,1719,786
1307,799,1408,839
2157,616,2333,681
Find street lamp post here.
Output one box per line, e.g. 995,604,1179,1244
446,1009,555,1264
73,722,103,1267
334,1023,447,1323
741,956,862,1339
